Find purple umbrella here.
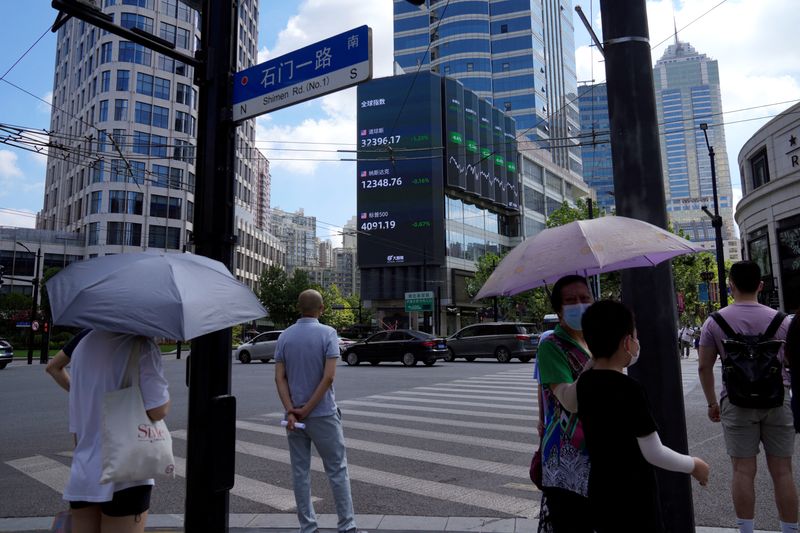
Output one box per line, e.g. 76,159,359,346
474,216,704,299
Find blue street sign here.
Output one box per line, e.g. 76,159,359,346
232,25,372,122
698,282,709,303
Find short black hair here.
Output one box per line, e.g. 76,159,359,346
582,300,635,359
729,261,761,293
550,275,590,312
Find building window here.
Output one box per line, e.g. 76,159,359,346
109,190,126,213
119,41,152,66
152,105,169,128
90,191,102,213
168,197,182,219
149,225,181,249
100,42,113,64
174,111,194,134
116,69,130,91
87,222,100,245
500,24,508,33
153,77,170,100
150,195,168,217
98,99,109,121
114,99,128,121
136,72,154,95
134,101,152,126
107,221,142,246
160,22,177,45
122,0,153,7
176,82,192,105
152,164,169,187
750,148,770,190
101,70,111,92
120,13,154,34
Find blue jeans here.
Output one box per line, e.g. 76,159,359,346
287,409,356,533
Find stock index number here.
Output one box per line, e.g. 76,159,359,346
360,177,403,189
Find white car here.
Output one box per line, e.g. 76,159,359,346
235,330,283,364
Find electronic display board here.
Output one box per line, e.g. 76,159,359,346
504,115,520,209
492,108,507,207
356,72,444,268
463,90,481,196
444,78,466,191
478,99,494,203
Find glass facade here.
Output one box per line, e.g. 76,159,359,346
577,82,614,213
393,0,580,176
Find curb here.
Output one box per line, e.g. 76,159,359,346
0,514,781,532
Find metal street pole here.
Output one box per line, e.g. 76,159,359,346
700,123,728,308
185,0,238,531
599,1,695,530
16,243,40,365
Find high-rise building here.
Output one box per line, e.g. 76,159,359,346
654,39,738,259
38,0,283,292
577,82,614,214
269,208,318,271
393,0,581,176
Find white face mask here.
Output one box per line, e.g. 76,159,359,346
562,303,591,331
627,336,641,367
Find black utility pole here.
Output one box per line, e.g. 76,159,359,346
15,243,41,365
185,0,238,531
700,123,728,308
599,1,695,531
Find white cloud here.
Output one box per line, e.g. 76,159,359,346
0,209,36,228
38,91,53,114
0,150,23,180
257,46,270,64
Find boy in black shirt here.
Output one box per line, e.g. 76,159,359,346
577,301,709,532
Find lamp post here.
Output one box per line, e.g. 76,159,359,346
16,242,41,365
699,123,728,309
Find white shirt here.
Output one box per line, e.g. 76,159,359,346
65,331,170,502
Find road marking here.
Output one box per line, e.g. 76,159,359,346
171,430,535,518
6,455,70,493
503,482,540,492
338,400,537,422
236,421,529,479
393,390,536,403
366,394,535,411
444,381,535,391
171,456,310,511
458,378,534,385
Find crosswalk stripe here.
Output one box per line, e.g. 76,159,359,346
504,482,540,492
367,395,535,411
418,386,535,397
171,431,535,518
6,455,70,493
338,400,537,422
446,381,536,391
394,390,536,403
171,456,308,511
236,421,529,478
457,379,534,385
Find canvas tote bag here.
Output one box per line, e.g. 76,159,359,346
100,339,175,484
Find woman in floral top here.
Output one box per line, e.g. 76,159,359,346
535,275,593,532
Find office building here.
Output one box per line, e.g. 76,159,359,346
393,0,581,176
577,82,614,214
735,101,800,312
654,38,739,259
38,0,283,292
268,208,319,271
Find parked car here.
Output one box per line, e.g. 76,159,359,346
0,338,12,369
235,330,283,363
445,322,538,363
342,329,448,367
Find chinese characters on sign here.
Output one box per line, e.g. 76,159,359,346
232,26,372,121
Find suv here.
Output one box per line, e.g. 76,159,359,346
0,338,12,369
445,322,538,363
235,330,283,364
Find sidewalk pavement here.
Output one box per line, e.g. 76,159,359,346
0,513,781,532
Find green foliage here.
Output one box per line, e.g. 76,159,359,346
258,266,293,327
0,293,33,318
317,284,354,330
545,198,590,228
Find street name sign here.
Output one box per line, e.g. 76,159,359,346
232,25,372,122
405,291,434,312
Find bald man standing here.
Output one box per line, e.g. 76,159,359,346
275,289,361,533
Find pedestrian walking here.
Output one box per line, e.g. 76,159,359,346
274,289,362,533
48,330,170,533
699,261,798,533
785,312,800,432
679,324,694,358
535,275,593,533
45,329,91,392
578,300,709,532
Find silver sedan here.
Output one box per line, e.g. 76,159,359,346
235,330,283,363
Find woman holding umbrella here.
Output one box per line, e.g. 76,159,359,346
535,275,594,532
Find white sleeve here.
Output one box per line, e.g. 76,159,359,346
138,339,170,411
637,432,695,474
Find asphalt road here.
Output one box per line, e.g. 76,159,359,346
0,350,798,530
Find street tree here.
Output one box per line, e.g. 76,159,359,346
258,265,292,327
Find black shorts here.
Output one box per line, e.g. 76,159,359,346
69,485,152,517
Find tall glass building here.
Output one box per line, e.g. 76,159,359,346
654,39,738,259
393,0,582,177
39,0,284,291
577,82,614,213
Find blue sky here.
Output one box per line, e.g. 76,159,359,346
1,1,798,245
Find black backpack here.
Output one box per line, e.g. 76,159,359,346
710,311,787,409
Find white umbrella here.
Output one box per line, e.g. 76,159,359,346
474,216,704,299
46,252,267,340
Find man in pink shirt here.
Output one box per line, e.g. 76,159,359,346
699,261,797,533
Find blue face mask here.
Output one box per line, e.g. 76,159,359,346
562,303,591,331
